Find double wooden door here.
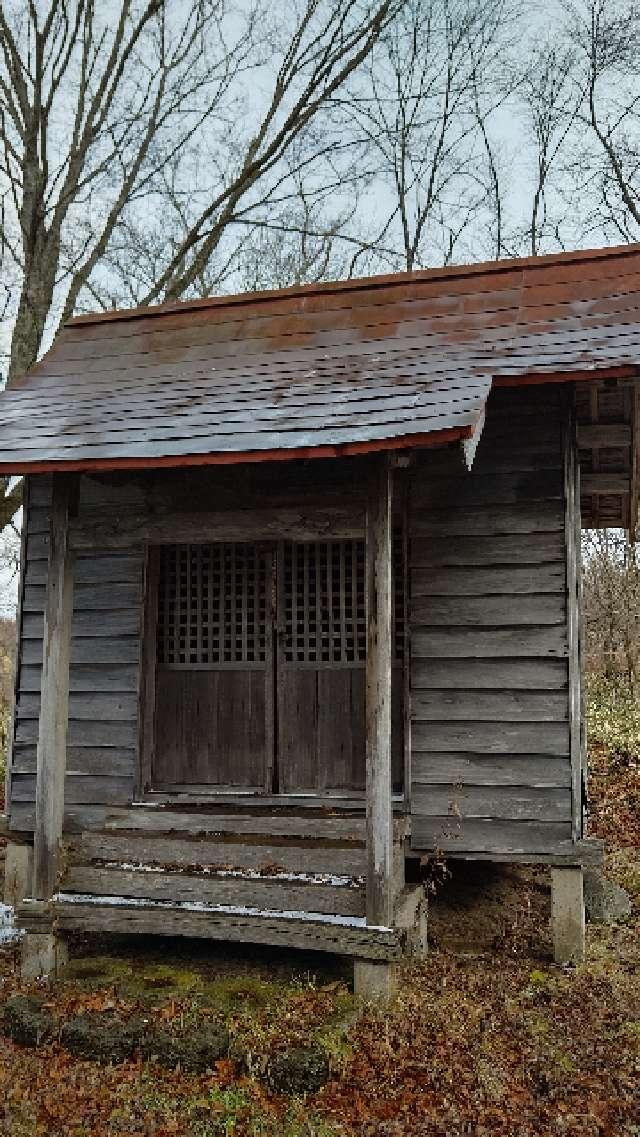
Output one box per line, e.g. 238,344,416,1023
150,538,403,796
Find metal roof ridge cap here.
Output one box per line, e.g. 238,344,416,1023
64,242,640,330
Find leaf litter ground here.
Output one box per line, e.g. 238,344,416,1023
0,751,637,1137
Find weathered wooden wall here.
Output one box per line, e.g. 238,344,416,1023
10,473,143,829
408,384,579,858
7,459,372,830
8,395,583,863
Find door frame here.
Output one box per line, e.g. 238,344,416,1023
137,521,407,806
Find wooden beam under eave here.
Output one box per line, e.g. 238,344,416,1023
365,456,394,930
32,474,77,900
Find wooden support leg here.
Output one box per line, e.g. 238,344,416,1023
353,960,396,1001
21,933,68,980
395,884,428,960
410,897,429,960
551,866,585,965
3,843,32,908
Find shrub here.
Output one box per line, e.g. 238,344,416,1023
586,673,640,761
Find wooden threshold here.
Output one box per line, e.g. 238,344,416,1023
138,791,406,811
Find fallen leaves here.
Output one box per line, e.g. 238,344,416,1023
0,731,638,1136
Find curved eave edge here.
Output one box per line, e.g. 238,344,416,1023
0,423,476,476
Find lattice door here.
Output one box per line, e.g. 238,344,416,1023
152,542,274,790
276,538,404,795
149,537,404,796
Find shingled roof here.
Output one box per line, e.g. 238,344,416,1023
0,244,639,479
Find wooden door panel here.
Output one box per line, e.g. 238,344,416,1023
278,668,366,793
318,668,366,792
153,669,268,788
277,669,318,793
278,666,404,793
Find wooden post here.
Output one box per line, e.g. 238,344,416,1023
564,404,584,843
551,866,585,965
4,842,32,908
355,457,395,1000
23,475,76,977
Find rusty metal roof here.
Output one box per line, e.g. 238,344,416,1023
1,243,640,474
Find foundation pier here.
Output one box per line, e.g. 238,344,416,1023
551,866,585,964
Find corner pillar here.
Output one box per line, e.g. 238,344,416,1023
23,474,76,978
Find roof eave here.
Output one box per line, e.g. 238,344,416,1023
0,423,474,477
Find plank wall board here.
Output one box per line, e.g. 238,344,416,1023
11,773,133,805
410,594,566,625
411,532,566,567
411,722,569,755
12,744,135,776
411,658,567,689
411,626,568,658
7,472,143,827
411,784,571,822
18,665,140,693
411,689,568,722
411,817,573,855
411,753,571,788
408,385,576,856
412,564,566,596
21,638,141,665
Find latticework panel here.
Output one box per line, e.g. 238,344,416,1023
157,543,269,668
282,534,405,666
282,540,366,665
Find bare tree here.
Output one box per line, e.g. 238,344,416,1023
562,0,640,243
516,39,582,256
0,0,395,530
583,527,640,686
342,0,515,274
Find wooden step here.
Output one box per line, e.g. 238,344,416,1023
64,863,366,918
43,894,402,960
72,832,368,877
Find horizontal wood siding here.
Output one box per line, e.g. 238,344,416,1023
409,386,573,857
9,460,374,831
9,473,143,828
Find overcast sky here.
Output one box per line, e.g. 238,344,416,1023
0,1,629,620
